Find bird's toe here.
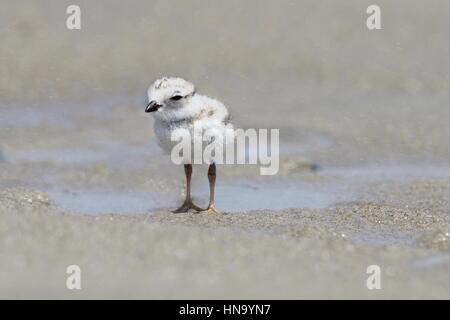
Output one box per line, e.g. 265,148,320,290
172,201,204,214
206,205,222,215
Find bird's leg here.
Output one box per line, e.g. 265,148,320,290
206,163,221,214
173,164,204,213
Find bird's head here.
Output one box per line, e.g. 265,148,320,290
146,77,195,113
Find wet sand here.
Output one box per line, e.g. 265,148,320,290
1,183,449,299
1,144,449,299
1,0,450,299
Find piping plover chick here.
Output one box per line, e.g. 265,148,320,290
145,77,233,214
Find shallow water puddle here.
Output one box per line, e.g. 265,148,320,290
8,140,162,167
198,179,343,212
47,188,173,214
47,163,450,214
47,180,342,214
322,163,450,180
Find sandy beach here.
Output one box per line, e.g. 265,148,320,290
1,0,449,299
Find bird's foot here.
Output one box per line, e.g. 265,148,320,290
206,204,221,215
172,200,204,213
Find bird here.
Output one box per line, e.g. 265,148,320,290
145,77,233,214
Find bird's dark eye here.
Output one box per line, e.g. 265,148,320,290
170,95,183,101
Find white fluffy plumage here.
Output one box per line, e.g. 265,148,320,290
147,77,233,163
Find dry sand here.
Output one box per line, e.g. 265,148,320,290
1,0,449,299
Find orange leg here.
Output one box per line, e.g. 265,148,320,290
173,164,204,213
206,163,221,214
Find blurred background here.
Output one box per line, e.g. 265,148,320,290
1,0,450,211
1,0,450,299
1,0,450,163
1,0,449,101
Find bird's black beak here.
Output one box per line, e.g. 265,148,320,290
145,101,162,113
